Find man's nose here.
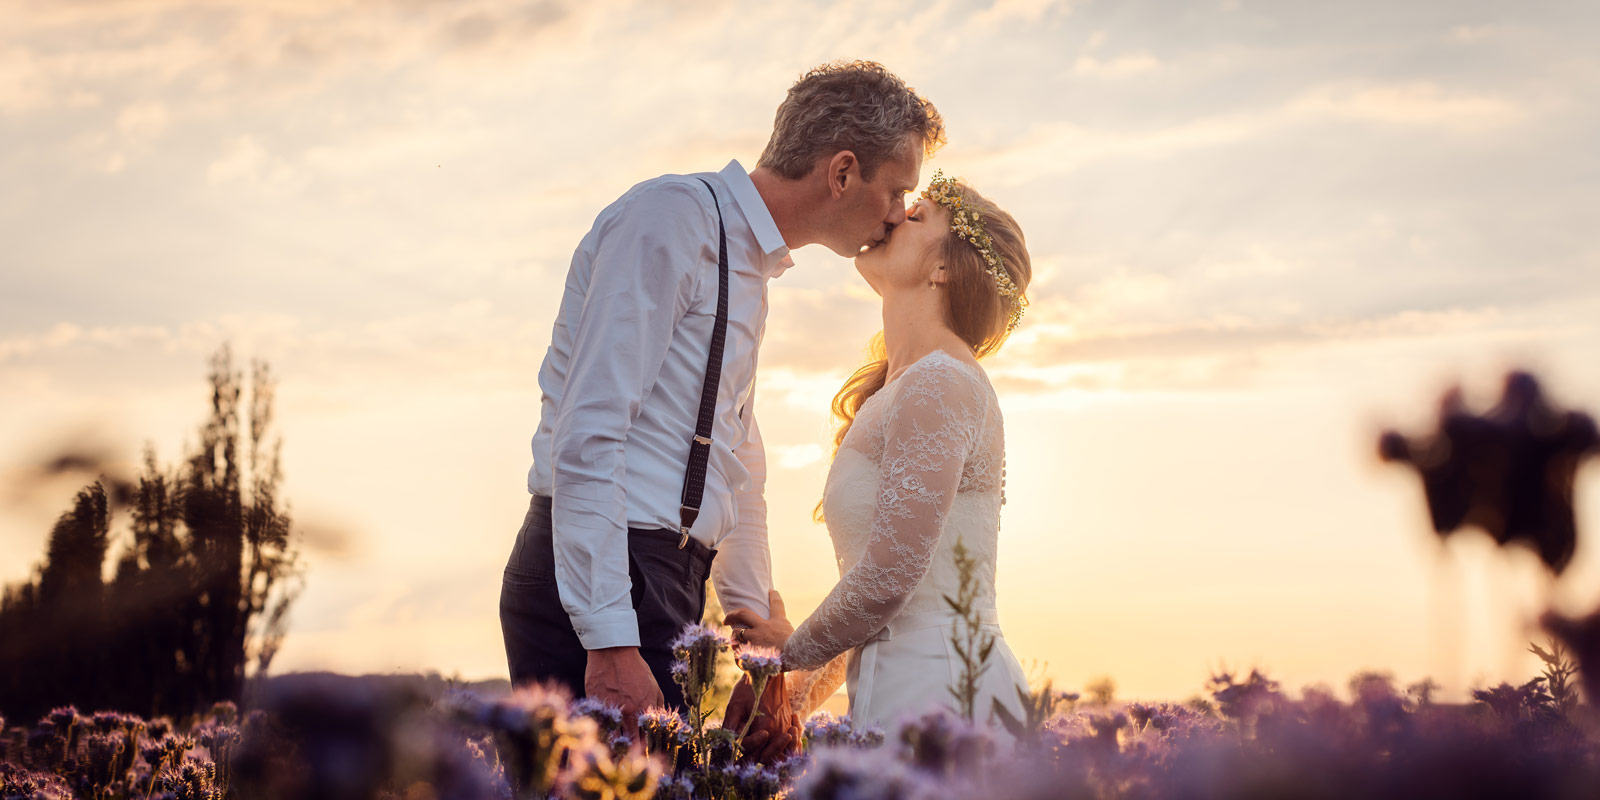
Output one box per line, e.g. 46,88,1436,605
887,202,909,225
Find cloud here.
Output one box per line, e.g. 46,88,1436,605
436,1,574,55
207,135,272,183
974,0,1070,26
1450,25,1497,43
1291,81,1524,129
115,102,169,138
1072,53,1162,77
0,49,47,114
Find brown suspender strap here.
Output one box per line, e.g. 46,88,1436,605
677,178,729,548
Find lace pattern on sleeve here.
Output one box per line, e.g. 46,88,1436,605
788,653,849,718
781,353,985,671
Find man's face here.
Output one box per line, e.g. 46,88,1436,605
825,136,923,259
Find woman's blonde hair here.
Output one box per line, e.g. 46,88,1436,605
816,182,1031,520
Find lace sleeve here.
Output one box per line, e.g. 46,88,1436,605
781,355,985,671
788,654,848,718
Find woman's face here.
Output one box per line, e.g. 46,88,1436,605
853,196,949,296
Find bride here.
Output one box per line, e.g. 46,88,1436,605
725,171,1033,732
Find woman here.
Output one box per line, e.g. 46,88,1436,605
725,172,1033,731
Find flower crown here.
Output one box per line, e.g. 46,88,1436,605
921,170,1027,332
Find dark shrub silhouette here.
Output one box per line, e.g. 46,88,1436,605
0,346,303,721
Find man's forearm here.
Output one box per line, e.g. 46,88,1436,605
549,480,641,649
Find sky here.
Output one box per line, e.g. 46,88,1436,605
3,0,1599,702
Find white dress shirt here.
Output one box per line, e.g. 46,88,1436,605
528,160,791,650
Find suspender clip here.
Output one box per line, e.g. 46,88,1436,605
693,435,713,446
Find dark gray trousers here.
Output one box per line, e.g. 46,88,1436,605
499,494,715,711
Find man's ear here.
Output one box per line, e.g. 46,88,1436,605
826,151,858,199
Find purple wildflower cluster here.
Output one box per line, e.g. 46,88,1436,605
0,701,247,800
801,712,885,750
7,659,1600,799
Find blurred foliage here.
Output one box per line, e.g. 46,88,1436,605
0,346,303,721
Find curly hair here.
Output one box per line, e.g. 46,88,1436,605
758,60,946,181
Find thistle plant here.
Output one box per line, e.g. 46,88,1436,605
81,732,123,796
569,698,626,742
897,709,993,779
802,713,885,750
944,537,995,723
733,646,784,747
669,622,730,770
637,709,691,771
729,762,783,800
452,684,575,797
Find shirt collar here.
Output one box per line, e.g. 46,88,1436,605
718,159,793,278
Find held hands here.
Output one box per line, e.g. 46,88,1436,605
724,589,794,650
722,671,801,765
584,646,664,733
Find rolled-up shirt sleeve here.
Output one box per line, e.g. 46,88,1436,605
550,182,714,650
711,389,773,619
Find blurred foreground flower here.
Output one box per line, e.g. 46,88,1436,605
1379,371,1598,574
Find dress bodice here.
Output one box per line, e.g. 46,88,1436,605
781,349,1006,670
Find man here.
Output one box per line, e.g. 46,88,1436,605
500,60,944,759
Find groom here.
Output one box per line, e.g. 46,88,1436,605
500,60,945,757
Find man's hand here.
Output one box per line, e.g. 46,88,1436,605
585,646,664,730
725,590,794,650
723,672,801,765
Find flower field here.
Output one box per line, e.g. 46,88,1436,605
4,370,1600,799
5,638,1600,800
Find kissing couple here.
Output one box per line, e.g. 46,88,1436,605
500,60,1033,763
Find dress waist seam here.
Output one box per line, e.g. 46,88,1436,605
873,607,1001,643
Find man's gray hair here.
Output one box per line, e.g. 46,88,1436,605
758,60,946,181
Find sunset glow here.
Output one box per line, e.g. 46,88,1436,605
3,0,1597,703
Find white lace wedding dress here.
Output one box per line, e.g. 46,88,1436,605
780,349,1029,732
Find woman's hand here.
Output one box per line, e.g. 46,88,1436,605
724,589,794,651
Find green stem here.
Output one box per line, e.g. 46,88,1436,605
145,753,168,798
735,675,771,745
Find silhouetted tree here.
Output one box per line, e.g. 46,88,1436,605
0,345,303,720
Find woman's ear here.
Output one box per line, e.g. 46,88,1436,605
929,264,950,287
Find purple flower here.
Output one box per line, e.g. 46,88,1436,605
207,700,240,725
637,708,690,765
787,746,944,800
653,773,695,800
44,705,79,734
803,712,885,749
735,646,784,681
896,709,993,776
83,732,126,789
0,765,74,800
733,762,784,800
670,622,730,701
569,697,626,736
